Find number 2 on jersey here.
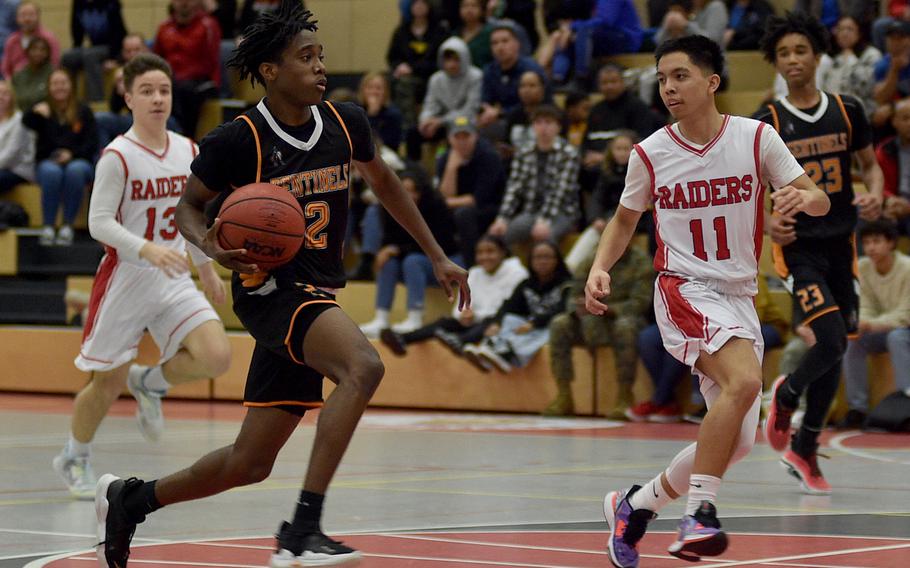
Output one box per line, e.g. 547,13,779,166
144,207,178,241
304,201,329,249
689,216,730,261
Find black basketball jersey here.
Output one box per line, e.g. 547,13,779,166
192,99,375,289
753,92,870,239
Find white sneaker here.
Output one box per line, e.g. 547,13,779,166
39,225,55,246
390,318,421,334
52,451,96,500
358,319,386,339
55,224,74,246
477,342,513,373
127,365,165,442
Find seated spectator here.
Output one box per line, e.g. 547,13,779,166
489,0,540,50
793,0,875,31
359,167,463,337
879,98,910,234
154,0,221,137
822,15,882,120
408,36,482,161
62,0,126,103
379,234,528,356
437,114,506,265
387,0,448,129
841,220,910,428
655,0,728,47
563,89,591,147
872,0,910,51
487,105,580,247
463,240,571,372
1,1,59,79
566,130,636,272
873,20,910,131
456,0,493,70
11,36,52,112
23,69,97,246
0,0,17,64
207,0,238,98
549,0,643,87
478,22,548,131
504,69,549,156
724,0,776,51
358,72,403,152
543,239,652,418
0,79,35,193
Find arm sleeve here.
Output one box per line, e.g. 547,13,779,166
190,120,257,192
88,151,149,261
335,102,376,163
618,148,652,212
760,125,807,189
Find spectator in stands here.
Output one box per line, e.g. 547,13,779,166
563,89,591,147
490,0,540,50
793,0,875,31
0,79,34,193
655,0,729,47
463,240,571,373
379,234,528,356
478,22,547,130
873,20,910,130
455,0,493,70
878,98,910,234
387,0,448,129
822,15,882,120
437,114,506,265
724,0,776,51
62,0,126,103
872,1,910,51
23,69,97,246
543,237,652,418
0,0,19,65
154,0,221,137
409,36,482,161
0,1,60,80
549,0,644,87
488,105,580,247
566,130,636,272
504,70,549,156
359,167,464,338
841,220,910,428
203,0,238,98
358,72,403,152
11,36,52,112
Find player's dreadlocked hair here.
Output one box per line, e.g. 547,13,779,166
760,12,830,64
228,0,318,87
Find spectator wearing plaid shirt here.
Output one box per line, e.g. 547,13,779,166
488,104,580,246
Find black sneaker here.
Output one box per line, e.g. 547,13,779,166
95,474,144,567
379,328,407,356
433,328,464,356
270,521,362,566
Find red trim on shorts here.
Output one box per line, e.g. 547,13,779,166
664,115,730,157
658,274,707,339
160,307,216,355
190,139,198,158
753,122,767,264
102,148,129,224
634,144,666,271
82,251,120,343
77,351,114,364
120,132,171,160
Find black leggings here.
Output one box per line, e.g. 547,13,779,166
401,317,489,345
788,310,847,431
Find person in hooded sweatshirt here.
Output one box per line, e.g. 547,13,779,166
407,36,483,161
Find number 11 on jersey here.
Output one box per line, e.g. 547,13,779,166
689,216,730,261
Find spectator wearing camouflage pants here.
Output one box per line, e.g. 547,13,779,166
543,243,653,417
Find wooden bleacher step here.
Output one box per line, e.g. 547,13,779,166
16,231,103,277
0,277,67,324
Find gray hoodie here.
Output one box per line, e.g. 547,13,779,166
419,36,483,124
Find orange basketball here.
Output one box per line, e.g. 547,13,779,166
217,183,305,271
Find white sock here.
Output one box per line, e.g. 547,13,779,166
65,434,91,458
685,474,721,516
405,309,423,325
629,473,675,512
141,365,172,393
372,309,390,326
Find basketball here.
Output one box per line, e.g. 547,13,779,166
217,183,305,270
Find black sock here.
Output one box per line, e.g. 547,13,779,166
290,490,324,533
778,376,800,410
122,480,162,524
792,426,821,455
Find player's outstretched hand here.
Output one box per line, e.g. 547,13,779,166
585,269,612,315
771,185,809,217
139,241,189,278
205,218,259,274
433,257,471,310
853,193,883,221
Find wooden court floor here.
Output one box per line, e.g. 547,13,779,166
1,393,909,567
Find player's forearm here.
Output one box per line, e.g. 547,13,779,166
802,187,831,216
175,198,210,253
862,162,885,199
592,207,639,274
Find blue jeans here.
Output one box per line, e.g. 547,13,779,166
638,323,688,406
375,251,465,310
360,204,383,255
37,159,93,226
843,328,910,412
553,21,633,81
496,313,550,367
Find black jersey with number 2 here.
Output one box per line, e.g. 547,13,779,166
191,99,375,289
753,93,870,239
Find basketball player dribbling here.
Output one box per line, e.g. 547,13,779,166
755,12,884,495
54,53,232,500
585,36,830,567
93,3,469,567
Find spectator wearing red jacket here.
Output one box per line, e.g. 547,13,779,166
875,98,910,235
153,0,220,136
0,1,60,79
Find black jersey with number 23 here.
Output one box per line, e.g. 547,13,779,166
191,99,375,289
